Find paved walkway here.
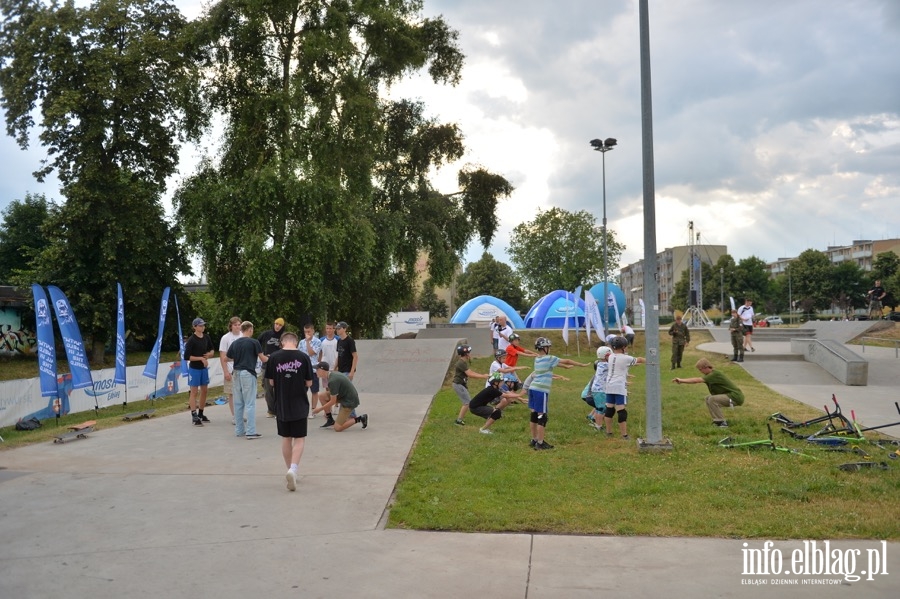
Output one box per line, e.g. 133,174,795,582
1,336,897,598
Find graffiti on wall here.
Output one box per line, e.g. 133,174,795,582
0,324,36,356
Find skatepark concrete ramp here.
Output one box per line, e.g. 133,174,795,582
352,339,461,395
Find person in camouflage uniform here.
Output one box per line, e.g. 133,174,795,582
728,309,745,362
667,314,690,369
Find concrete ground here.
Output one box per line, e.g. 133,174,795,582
1,335,897,598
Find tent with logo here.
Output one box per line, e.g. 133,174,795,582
450,295,525,329
588,282,627,325
524,290,585,329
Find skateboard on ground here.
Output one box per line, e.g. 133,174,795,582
53,420,96,444
123,409,156,421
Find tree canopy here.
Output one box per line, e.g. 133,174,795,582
174,0,511,336
454,252,525,312
507,207,624,301
0,0,202,359
0,193,52,284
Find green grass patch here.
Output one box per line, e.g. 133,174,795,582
389,329,900,539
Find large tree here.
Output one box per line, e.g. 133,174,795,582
0,0,203,360
175,0,512,336
508,207,624,300
0,193,52,284
454,252,525,312
790,249,834,313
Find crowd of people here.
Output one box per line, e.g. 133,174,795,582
185,316,367,493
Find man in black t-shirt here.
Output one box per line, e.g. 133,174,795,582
258,318,285,417
334,321,358,380
184,318,215,426
265,332,313,492
868,280,887,320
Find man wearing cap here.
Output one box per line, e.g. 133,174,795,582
228,321,269,438
185,317,215,426
258,318,286,417
264,331,313,489
334,321,358,380
312,362,368,432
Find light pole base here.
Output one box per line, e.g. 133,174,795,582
636,437,674,452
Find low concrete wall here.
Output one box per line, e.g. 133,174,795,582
791,338,868,386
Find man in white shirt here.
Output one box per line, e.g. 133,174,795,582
495,315,514,352
737,299,755,353
318,321,339,419
218,316,242,424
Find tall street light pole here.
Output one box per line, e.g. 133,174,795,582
590,137,617,333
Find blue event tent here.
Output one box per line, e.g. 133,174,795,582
524,290,585,329
450,295,526,329
588,282,626,325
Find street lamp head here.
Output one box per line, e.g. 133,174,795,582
590,138,617,152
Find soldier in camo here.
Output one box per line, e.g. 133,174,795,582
668,314,690,370
728,309,745,363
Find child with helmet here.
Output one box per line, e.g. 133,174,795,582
604,336,646,439
451,345,489,426
469,372,525,434
582,346,612,430
501,333,537,391
528,336,590,450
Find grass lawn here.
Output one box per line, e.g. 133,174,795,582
388,329,900,540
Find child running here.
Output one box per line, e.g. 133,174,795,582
604,336,646,439
528,337,589,450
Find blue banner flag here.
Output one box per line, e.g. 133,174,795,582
31,284,58,398
173,293,188,377
143,287,171,379
47,285,94,390
115,282,127,385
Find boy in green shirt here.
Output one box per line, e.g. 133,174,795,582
672,358,744,427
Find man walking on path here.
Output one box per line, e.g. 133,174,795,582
185,317,215,426
258,318,286,417
667,314,690,369
265,331,313,491
228,321,268,438
738,299,755,353
312,363,368,432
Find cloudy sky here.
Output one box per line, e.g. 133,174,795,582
2,0,899,273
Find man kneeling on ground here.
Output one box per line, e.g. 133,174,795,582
312,362,368,432
672,358,745,427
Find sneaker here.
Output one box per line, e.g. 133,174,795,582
232,418,236,425
358,414,368,429
310,412,317,419
586,413,594,423
529,439,537,448
266,412,276,418
622,434,630,440
534,441,554,450
714,420,729,427
285,470,296,492
320,419,334,428
605,431,613,438
479,428,493,434
454,419,465,426
750,347,756,352
245,433,262,439
199,414,210,423
193,417,203,426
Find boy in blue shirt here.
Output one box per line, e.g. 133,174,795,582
528,337,589,450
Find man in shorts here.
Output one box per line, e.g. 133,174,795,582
184,317,215,426
738,299,755,352
313,362,368,432
265,331,313,491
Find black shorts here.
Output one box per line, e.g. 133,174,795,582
469,405,495,420
277,418,308,438
744,325,753,334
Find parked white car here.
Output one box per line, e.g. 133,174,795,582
764,315,784,326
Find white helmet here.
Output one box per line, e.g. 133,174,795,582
596,346,612,360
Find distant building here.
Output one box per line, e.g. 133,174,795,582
766,238,900,276
619,245,727,317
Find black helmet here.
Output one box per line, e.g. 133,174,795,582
494,350,507,361
456,344,472,356
610,336,628,350
534,336,552,350
508,332,520,342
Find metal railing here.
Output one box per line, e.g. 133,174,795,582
860,337,900,358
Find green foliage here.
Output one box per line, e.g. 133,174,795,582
0,0,203,360
733,255,772,305
830,261,867,316
415,278,448,318
871,251,900,283
454,252,525,311
790,250,832,312
0,193,53,283
508,207,624,300
175,1,511,337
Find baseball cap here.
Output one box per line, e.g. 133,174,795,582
315,362,330,371
335,321,348,330
192,318,206,327
274,317,285,326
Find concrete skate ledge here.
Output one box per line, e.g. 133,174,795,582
791,338,868,386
